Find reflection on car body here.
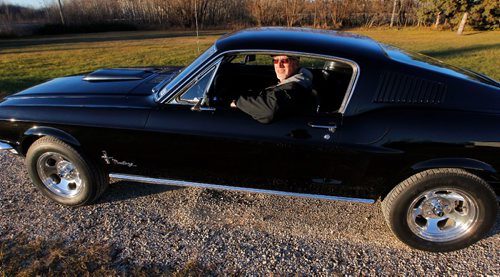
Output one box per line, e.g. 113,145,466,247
0,27,499,252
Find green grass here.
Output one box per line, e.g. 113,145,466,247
351,28,500,81
0,31,220,98
0,28,499,98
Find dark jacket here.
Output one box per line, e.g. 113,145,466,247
236,68,314,124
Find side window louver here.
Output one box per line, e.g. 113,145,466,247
374,72,447,104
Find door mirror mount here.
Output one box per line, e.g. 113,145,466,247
244,54,256,64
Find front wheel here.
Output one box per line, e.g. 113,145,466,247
382,168,497,252
26,136,108,206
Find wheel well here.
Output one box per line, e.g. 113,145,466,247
20,135,40,156
21,135,81,157
20,126,82,156
380,167,500,201
379,169,416,201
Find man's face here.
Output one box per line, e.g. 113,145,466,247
273,55,299,82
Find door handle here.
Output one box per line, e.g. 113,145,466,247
191,105,216,112
308,123,337,133
198,107,216,112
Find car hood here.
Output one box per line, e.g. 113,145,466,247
7,67,183,99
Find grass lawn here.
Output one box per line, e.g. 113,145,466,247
0,28,499,98
353,28,500,81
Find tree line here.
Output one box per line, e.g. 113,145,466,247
0,0,498,36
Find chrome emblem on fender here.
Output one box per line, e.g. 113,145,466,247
101,151,137,168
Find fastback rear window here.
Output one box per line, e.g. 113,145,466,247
382,44,499,88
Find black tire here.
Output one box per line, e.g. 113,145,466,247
382,168,497,252
26,136,108,206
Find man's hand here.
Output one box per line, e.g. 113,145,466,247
230,100,237,108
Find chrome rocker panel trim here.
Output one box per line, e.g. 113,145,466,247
109,173,376,204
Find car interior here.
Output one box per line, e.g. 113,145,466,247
177,53,355,115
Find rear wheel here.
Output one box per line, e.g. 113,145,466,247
382,168,497,252
26,136,108,206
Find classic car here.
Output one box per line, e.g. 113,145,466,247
0,27,498,252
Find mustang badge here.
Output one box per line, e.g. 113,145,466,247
101,151,137,167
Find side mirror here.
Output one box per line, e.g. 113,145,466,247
244,54,256,64
191,98,202,111
190,97,216,112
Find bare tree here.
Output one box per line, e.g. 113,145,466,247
283,0,305,27
390,0,398,27
434,12,441,27
1,0,497,36
457,11,468,35
56,0,65,25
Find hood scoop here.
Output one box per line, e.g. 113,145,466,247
83,68,154,82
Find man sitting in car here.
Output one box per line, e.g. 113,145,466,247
230,55,314,123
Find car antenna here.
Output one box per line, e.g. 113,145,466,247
194,0,200,54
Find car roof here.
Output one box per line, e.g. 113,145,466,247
215,27,388,61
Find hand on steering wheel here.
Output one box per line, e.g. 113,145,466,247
230,100,237,108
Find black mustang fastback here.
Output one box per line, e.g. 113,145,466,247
0,28,499,252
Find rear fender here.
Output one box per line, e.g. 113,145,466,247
411,158,497,175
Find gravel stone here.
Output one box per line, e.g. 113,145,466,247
0,151,499,274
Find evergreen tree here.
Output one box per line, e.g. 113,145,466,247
470,0,500,30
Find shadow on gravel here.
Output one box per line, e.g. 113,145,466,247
96,180,182,204
0,236,214,275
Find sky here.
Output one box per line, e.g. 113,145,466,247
3,0,52,9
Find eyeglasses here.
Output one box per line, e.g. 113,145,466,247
273,58,295,64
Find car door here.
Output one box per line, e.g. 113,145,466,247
143,102,349,195
139,64,353,197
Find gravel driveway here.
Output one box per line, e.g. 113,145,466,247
1,151,499,275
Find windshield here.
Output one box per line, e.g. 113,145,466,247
382,44,499,87
156,45,217,100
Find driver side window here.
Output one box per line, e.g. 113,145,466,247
211,53,355,114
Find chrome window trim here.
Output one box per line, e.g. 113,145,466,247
170,59,222,105
110,173,375,204
158,49,360,115
155,45,217,102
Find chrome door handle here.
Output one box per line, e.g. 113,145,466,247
199,107,216,111
308,123,337,132
191,105,216,112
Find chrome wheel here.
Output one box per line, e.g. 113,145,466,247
36,152,83,198
406,188,477,242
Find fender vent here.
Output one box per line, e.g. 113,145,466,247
374,72,447,104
